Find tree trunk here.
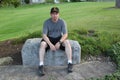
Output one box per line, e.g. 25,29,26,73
116,0,120,8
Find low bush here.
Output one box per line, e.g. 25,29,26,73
107,42,120,69
0,0,11,7
11,0,20,8
0,0,20,8
69,29,120,57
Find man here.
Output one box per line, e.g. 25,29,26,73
38,7,73,76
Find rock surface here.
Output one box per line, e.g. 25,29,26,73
22,38,81,66
0,61,116,80
0,57,13,65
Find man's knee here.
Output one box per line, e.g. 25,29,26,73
40,41,47,48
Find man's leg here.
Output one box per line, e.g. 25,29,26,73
38,41,47,76
63,40,73,73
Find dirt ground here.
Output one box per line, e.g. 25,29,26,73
0,61,116,80
0,39,23,65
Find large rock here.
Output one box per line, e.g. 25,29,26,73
22,38,81,66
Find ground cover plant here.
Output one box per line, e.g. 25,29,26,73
0,2,120,79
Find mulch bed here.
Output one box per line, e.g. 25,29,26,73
0,40,23,65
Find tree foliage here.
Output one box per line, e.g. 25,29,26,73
24,0,30,4
0,0,20,8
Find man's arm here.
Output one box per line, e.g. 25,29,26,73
59,33,68,43
60,19,68,43
43,34,52,46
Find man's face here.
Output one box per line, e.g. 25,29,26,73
50,12,59,22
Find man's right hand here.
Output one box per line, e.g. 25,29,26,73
49,44,56,51
43,34,56,51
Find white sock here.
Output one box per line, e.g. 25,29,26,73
39,61,44,66
68,60,72,64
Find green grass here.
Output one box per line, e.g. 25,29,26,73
0,2,120,41
0,2,120,79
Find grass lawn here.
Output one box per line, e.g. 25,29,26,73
0,2,120,41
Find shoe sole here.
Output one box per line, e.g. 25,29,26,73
68,70,73,73
39,73,45,76
38,71,45,77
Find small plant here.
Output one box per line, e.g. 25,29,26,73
90,42,120,80
107,42,120,67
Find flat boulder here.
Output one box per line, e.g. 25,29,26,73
22,38,81,66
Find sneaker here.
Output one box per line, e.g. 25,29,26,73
38,65,45,76
67,63,73,73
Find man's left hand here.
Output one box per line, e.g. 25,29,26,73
55,42,61,50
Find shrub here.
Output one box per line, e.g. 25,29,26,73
0,0,11,7
107,42,120,67
96,32,113,53
0,0,20,8
11,0,20,8
69,29,120,58
24,0,30,4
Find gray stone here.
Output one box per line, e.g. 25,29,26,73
0,57,13,65
21,38,81,66
0,61,116,80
